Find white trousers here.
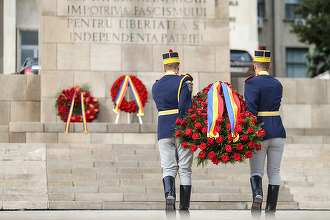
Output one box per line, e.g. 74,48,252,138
249,138,285,185
158,137,194,185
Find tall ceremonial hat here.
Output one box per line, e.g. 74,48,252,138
163,49,180,65
254,45,271,63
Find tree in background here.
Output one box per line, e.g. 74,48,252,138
291,0,330,77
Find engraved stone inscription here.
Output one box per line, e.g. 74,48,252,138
59,0,215,44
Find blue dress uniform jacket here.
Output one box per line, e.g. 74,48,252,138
244,72,286,140
152,72,193,140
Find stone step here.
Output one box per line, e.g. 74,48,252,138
7,123,330,136
285,128,330,137
1,139,327,210
286,136,329,144
47,201,299,210
7,122,330,144
280,141,330,210
46,191,292,203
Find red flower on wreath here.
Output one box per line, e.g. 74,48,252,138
225,145,232,152
207,138,214,146
248,126,254,133
185,129,193,136
215,136,223,143
245,151,253,158
233,153,241,161
175,130,182,137
249,141,256,149
194,123,202,130
241,134,249,141
192,133,199,140
222,154,229,162
208,151,216,159
198,151,206,158
190,144,198,152
110,75,148,113
236,143,244,150
212,157,219,165
55,85,99,122
181,119,188,126
199,143,207,151
190,114,197,121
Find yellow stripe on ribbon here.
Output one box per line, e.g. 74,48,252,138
113,75,130,114
81,92,87,133
128,76,144,116
65,92,76,134
207,82,224,138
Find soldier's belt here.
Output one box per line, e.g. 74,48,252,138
257,111,279,116
158,109,179,116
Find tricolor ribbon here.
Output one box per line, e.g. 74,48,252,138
81,92,87,133
65,91,88,134
221,83,241,142
207,82,223,138
65,92,76,133
113,75,144,116
207,82,241,142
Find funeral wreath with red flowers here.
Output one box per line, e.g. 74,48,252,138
55,85,99,122
111,75,148,114
175,82,266,167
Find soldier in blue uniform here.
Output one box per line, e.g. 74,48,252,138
244,46,286,219
152,49,194,218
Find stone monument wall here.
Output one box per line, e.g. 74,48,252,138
41,0,230,124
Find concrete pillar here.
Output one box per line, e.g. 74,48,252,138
0,0,3,73
3,0,16,75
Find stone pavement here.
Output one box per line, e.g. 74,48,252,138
0,210,329,220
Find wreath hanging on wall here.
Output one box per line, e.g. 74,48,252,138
110,75,148,115
174,81,266,167
55,85,99,122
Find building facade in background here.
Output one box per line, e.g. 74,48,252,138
1,0,313,78
229,0,258,57
0,0,40,75
257,0,312,77
229,0,312,78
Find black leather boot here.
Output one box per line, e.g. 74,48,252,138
250,176,263,219
265,185,280,219
179,185,191,219
163,176,176,219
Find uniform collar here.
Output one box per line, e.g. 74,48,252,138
256,71,269,76
165,71,178,75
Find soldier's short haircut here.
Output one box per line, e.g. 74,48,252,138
164,63,179,70
254,62,270,71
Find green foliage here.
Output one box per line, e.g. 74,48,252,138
304,48,330,77
291,0,330,77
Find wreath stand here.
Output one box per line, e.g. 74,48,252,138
114,112,143,125
114,92,143,125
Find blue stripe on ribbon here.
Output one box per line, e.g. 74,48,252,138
207,84,215,135
221,83,235,134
